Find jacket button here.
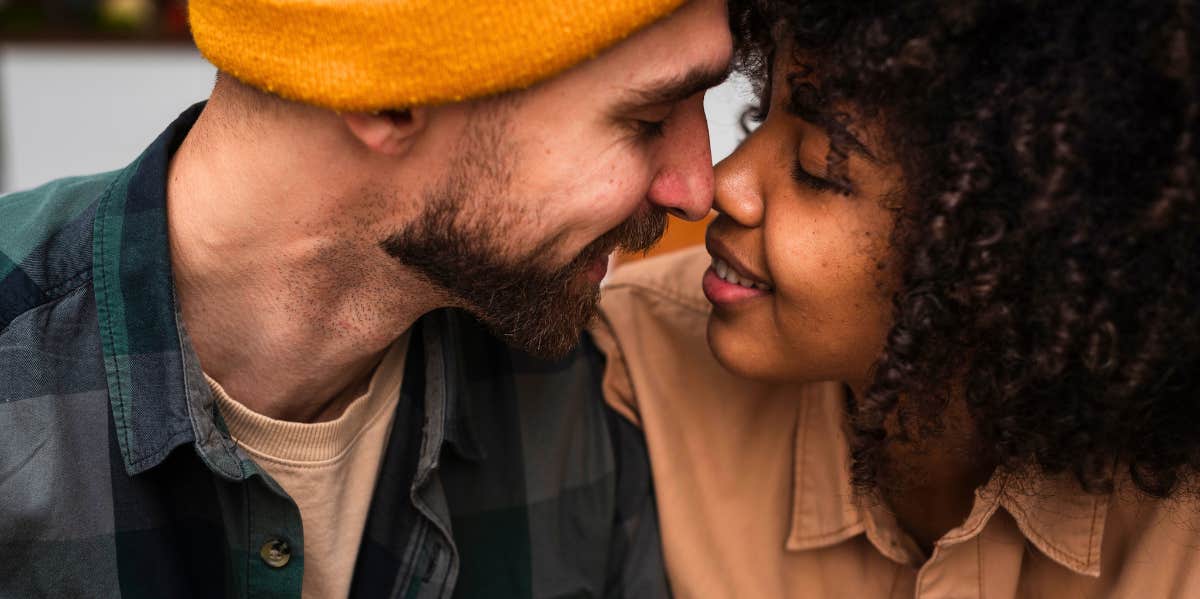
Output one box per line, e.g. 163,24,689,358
260,538,292,568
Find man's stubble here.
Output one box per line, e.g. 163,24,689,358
381,102,666,359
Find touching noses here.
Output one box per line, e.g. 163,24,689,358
646,96,715,221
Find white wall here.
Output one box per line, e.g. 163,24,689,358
704,73,754,165
0,45,751,194
0,44,215,193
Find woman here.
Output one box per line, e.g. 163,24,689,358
593,1,1198,596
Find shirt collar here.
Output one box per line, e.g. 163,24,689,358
785,383,1108,577
784,382,865,552
417,309,487,464
95,102,209,476
991,468,1109,576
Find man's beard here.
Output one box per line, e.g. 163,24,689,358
381,171,666,359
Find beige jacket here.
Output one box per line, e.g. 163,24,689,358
592,246,1200,599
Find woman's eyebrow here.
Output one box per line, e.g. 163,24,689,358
803,114,879,165
782,74,880,165
835,131,879,164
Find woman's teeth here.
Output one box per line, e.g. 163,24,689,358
713,257,771,291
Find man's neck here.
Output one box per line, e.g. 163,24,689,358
166,106,443,423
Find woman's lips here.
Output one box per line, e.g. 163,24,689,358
702,233,773,306
702,256,772,306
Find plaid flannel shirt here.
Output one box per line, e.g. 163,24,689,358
0,103,670,599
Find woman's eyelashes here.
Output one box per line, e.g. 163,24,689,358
791,157,852,196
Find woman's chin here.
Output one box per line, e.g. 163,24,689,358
706,315,779,382
706,314,842,386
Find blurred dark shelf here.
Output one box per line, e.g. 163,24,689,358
0,0,192,45
0,32,195,46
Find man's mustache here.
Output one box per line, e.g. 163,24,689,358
572,206,669,270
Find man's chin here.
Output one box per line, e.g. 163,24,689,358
488,308,598,360
479,278,601,360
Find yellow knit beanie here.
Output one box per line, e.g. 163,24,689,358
190,0,688,112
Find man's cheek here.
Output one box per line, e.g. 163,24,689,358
599,182,650,231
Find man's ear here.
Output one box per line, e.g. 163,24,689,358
342,108,428,156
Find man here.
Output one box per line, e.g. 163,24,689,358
0,0,731,596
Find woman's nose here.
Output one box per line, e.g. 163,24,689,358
712,128,766,227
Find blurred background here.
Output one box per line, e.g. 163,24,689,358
0,0,754,255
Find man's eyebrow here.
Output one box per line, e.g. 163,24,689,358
615,62,733,111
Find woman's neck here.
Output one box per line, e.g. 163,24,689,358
870,393,996,556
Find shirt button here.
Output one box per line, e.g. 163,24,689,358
260,538,292,568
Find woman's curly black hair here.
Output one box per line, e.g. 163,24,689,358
730,0,1199,497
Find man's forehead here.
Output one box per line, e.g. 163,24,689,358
516,0,731,111
606,0,733,104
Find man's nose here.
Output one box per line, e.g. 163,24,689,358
646,97,714,221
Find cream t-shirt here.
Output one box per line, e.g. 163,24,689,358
206,332,410,599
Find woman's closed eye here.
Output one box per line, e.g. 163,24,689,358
791,158,851,196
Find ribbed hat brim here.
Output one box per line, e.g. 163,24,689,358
190,0,688,111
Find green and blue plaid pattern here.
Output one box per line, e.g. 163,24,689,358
0,104,669,599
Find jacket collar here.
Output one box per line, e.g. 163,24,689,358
785,383,1108,577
